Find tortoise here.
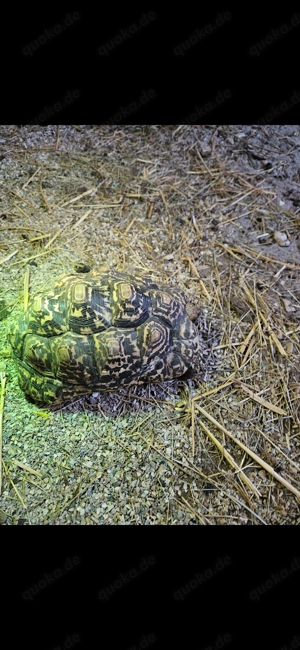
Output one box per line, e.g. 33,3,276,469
7,269,200,404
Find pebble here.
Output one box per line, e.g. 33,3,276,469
282,298,296,313
273,231,291,247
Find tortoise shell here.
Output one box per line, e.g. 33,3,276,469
7,270,200,404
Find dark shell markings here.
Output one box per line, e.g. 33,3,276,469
7,270,200,404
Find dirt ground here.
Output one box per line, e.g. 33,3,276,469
0,124,300,525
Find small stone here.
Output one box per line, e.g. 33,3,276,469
285,341,294,354
282,298,296,313
273,231,290,247
186,304,201,321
